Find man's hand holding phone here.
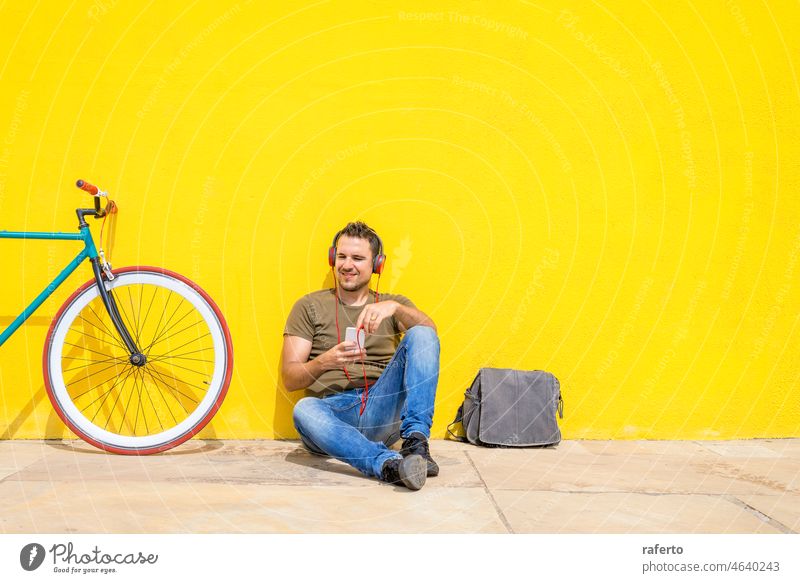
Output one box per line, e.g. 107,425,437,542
345,326,365,350
319,327,366,370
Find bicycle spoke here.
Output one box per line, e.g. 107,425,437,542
126,286,142,347
65,361,129,386
147,330,211,357
113,289,139,351
102,365,137,430
146,363,209,394
143,366,192,413
83,365,136,421
143,367,180,425
75,364,133,407
71,364,133,402
145,358,212,378
131,370,143,435
138,282,160,344
148,346,215,360
143,290,175,354
73,315,129,352
142,374,161,432
148,354,214,365
63,355,124,362
63,341,121,360
118,367,139,433
142,298,189,354
67,326,126,352
62,355,126,370
143,306,199,353
87,304,129,351
146,365,202,404
134,370,151,435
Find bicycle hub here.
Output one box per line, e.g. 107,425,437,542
129,353,147,367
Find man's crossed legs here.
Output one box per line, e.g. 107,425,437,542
292,325,439,489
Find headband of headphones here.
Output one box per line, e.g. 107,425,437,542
328,228,386,274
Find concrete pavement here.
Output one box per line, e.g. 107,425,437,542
1,439,798,533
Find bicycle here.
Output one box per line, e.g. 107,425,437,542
0,180,233,454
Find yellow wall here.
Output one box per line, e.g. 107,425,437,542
1,1,798,441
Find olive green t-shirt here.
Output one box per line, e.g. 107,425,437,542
283,289,416,394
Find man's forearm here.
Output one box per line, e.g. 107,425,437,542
394,302,437,332
283,358,326,391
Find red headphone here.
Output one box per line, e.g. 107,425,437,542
328,229,386,274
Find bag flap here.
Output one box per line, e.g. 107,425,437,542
477,369,562,446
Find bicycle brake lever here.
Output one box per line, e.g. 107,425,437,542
92,197,116,219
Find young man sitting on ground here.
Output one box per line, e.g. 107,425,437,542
281,221,440,490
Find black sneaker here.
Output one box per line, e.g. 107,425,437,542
380,455,427,490
400,432,439,477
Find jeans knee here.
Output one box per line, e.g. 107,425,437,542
403,326,439,359
293,396,320,430
404,325,438,343
293,398,328,455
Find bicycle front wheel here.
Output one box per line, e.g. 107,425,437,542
43,266,233,454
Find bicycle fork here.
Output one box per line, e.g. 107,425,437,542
74,201,146,368
90,257,147,366
89,255,146,367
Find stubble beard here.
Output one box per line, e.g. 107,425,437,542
337,272,369,292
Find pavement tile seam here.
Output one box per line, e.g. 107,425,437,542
485,486,794,496
693,440,797,457
0,453,52,484
463,450,514,534
485,490,800,526
484,488,746,497
0,472,19,484
491,492,786,534
723,495,796,534
690,460,799,495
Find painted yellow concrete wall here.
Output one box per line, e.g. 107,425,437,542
0,1,798,441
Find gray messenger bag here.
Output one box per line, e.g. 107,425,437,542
447,368,564,447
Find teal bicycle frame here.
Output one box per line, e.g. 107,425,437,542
0,203,144,364
0,227,98,347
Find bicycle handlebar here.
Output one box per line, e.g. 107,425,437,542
75,179,116,222
76,179,100,195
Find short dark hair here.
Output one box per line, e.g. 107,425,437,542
334,221,382,259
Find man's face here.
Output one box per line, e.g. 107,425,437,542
334,235,374,292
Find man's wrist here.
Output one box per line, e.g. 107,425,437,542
393,302,415,328
390,300,403,318
307,354,330,374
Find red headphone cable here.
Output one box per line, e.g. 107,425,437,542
333,270,372,415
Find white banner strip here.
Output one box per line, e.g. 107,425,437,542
1,534,797,582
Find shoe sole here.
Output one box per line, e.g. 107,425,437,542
401,432,440,478
427,461,439,477
398,455,427,490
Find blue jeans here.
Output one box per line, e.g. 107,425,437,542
292,325,439,478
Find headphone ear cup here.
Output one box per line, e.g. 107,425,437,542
373,254,386,274
328,247,336,268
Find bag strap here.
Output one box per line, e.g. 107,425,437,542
446,404,468,442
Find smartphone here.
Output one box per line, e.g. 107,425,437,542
345,326,366,351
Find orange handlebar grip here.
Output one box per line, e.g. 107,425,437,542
76,179,99,195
